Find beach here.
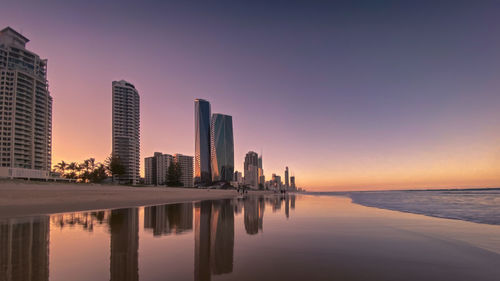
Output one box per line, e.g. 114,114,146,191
1,193,499,281
0,181,272,218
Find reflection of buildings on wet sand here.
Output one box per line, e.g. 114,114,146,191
244,197,265,235
194,200,234,281
0,217,49,281
144,203,193,236
285,195,290,218
109,208,139,281
51,211,109,232
266,194,296,219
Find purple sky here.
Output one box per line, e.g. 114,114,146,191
2,0,500,190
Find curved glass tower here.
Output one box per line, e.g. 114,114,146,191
195,99,212,185
210,114,234,182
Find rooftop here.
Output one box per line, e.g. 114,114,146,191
0,27,30,45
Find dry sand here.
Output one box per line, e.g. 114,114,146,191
0,181,272,218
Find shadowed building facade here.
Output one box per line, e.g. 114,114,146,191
195,99,212,185
0,27,52,176
112,80,140,185
210,114,234,182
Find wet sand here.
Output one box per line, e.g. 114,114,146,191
0,181,272,218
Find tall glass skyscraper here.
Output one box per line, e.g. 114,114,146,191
210,114,234,182
195,99,212,185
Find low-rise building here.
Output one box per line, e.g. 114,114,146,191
144,152,173,186
174,154,194,187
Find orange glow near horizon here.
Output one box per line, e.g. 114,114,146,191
4,3,500,192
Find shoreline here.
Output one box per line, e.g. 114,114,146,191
0,182,274,219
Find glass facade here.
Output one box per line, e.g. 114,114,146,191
195,99,212,185
210,114,234,182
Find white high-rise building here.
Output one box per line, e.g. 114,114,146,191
144,152,173,185
112,80,140,185
0,27,52,177
174,154,194,187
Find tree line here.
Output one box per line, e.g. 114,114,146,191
53,154,125,183
53,154,184,186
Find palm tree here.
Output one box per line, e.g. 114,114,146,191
54,160,68,175
88,158,96,171
105,154,125,183
66,162,80,180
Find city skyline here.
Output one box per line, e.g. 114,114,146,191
2,1,500,190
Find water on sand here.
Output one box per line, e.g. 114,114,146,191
1,194,500,281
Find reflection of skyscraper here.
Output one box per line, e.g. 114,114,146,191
271,195,283,212
210,200,234,274
244,197,259,235
195,201,213,281
144,203,193,236
109,208,138,281
291,195,296,209
285,195,290,218
195,99,212,185
210,114,234,182
194,200,235,281
0,217,50,281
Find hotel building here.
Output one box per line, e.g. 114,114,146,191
0,27,52,179
145,152,193,187
174,153,194,187
112,80,140,185
244,151,259,189
144,152,173,186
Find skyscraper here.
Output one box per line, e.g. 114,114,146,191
290,176,296,190
195,99,211,185
112,80,140,185
285,166,289,189
210,114,234,182
258,155,264,185
0,27,52,177
244,151,259,189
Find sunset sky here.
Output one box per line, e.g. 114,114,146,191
2,0,500,190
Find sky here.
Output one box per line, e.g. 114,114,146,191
2,0,500,191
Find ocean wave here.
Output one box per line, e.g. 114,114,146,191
313,190,500,225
